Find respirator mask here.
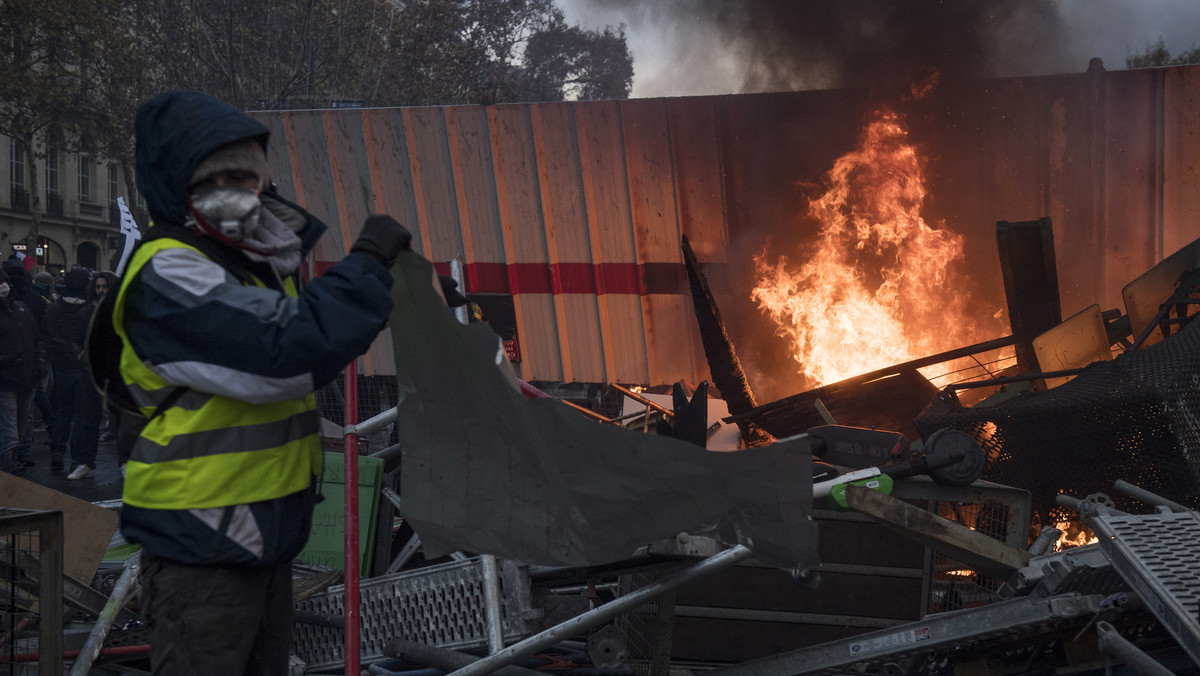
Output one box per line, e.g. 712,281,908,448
188,186,263,243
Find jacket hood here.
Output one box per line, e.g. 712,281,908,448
135,90,269,226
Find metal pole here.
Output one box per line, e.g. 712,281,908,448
1095,621,1176,676
70,552,140,676
343,365,361,676
384,637,544,676
480,555,506,654
37,510,63,676
1027,527,1061,556
386,533,422,575
448,545,754,676
451,258,468,326
1114,480,1192,513
347,405,397,438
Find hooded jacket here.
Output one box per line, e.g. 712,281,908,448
43,283,95,374
3,261,48,329
0,294,43,392
118,90,394,565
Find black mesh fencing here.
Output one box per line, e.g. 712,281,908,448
916,317,1200,527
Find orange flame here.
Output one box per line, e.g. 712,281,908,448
751,108,989,388
1052,520,1099,552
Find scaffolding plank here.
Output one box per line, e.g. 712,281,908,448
1092,511,1200,666
708,593,1105,676
844,485,1031,579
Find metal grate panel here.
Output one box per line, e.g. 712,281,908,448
906,479,1030,617
292,557,534,671
1092,510,1200,666
928,501,1012,613
617,568,678,676
710,593,1105,676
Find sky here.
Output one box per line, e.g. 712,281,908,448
558,0,1200,98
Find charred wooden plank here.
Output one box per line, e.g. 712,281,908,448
997,218,1063,372
844,485,1031,579
681,234,774,446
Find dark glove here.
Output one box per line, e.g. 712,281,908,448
351,215,412,267
437,275,468,308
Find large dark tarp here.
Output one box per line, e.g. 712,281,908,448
388,252,819,569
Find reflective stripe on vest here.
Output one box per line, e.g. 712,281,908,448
116,236,322,510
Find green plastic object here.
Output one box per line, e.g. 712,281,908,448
297,452,384,572
102,542,142,562
827,473,894,511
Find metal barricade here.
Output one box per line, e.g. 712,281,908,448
0,508,64,675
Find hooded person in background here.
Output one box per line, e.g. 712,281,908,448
32,271,55,302
3,258,48,327
3,257,52,469
117,89,412,674
0,265,46,475
91,272,124,452
44,268,102,478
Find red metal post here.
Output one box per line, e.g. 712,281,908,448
343,366,361,675
516,378,551,399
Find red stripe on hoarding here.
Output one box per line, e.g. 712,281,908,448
512,262,553,294
315,260,721,296
466,263,510,293
554,263,596,294
595,263,640,295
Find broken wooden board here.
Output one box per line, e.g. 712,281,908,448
843,484,1031,580
1033,303,1111,389
0,472,117,585
1122,236,1200,347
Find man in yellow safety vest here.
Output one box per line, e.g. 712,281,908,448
117,89,412,674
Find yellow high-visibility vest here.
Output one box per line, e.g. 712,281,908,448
116,237,322,510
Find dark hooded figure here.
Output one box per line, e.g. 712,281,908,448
2,257,48,327
44,268,102,477
90,272,123,449
0,264,45,475
116,90,412,674
3,258,53,467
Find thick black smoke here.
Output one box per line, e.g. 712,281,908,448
584,0,1076,92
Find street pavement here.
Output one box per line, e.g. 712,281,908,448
14,426,126,504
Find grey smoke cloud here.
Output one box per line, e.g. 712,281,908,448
560,0,1200,97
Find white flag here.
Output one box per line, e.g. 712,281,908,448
114,196,142,276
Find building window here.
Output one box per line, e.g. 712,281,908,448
107,163,118,203
78,154,91,202
46,148,59,194
10,141,25,189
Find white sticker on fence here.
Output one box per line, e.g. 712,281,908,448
848,626,932,657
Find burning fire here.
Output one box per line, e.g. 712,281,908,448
751,108,992,388
1052,519,1099,552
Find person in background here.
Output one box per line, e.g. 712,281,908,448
92,272,118,299
29,272,58,441
118,89,410,674
92,272,124,451
0,265,45,475
3,258,51,469
44,268,103,478
33,271,56,302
